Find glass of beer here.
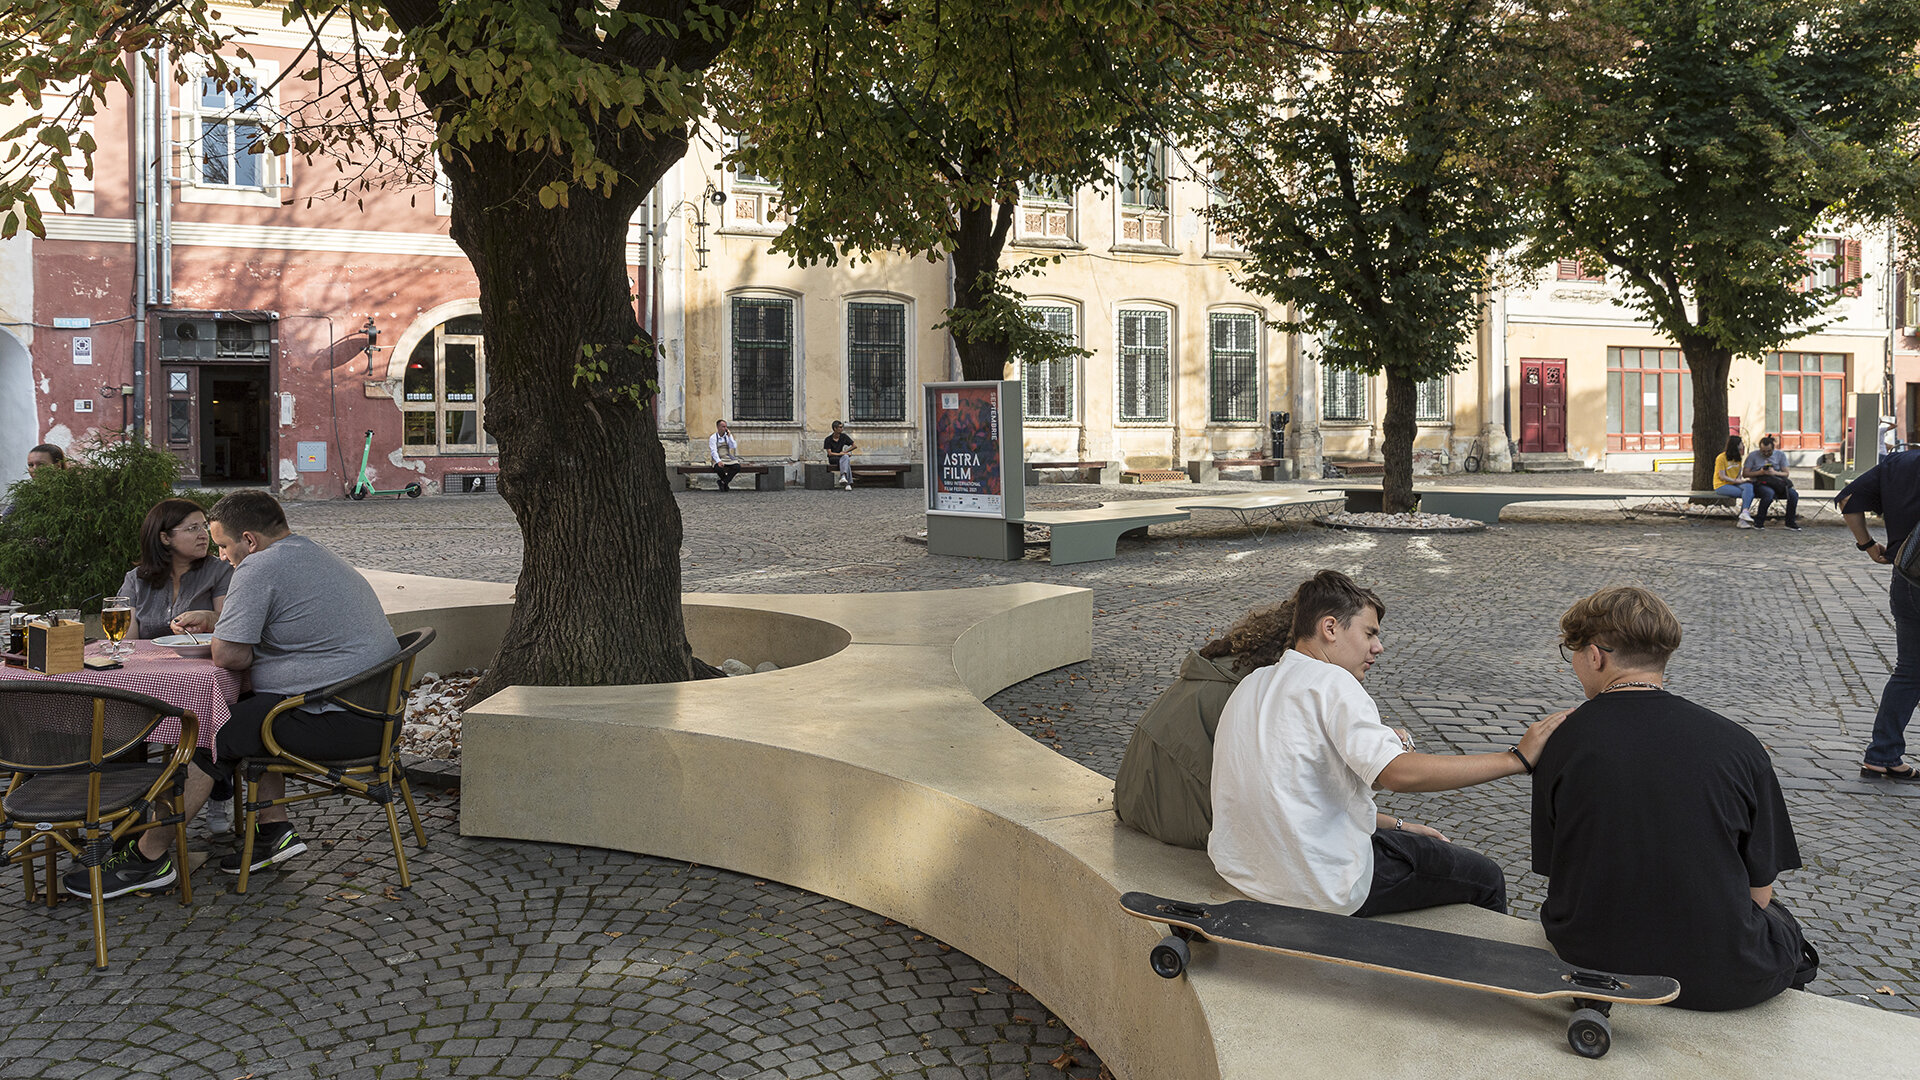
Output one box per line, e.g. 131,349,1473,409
101,596,132,659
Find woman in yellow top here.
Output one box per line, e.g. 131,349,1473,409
1714,435,1757,528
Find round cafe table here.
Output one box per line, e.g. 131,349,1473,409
0,638,245,754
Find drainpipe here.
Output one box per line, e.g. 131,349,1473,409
132,52,150,442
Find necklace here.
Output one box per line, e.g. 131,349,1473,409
1602,680,1662,693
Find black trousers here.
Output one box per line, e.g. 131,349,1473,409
1353,828,1509,917
1753,477,1798,525
714,463,742,489
196,691,384,782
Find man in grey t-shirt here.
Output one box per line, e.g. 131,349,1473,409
68,491,399,901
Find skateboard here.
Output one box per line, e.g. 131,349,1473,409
1120,891,1680,1059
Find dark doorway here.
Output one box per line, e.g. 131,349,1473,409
198,364,271,484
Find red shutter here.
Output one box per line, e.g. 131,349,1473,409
1556,258,1581,280
1843,239,1863,297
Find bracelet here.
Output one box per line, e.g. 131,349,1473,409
1859,539,1879,551
1509,745,1534,774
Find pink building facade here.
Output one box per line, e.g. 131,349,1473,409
12,35,646,497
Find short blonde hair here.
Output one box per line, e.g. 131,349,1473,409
1559,586,1682,668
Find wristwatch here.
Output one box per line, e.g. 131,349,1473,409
1859,539,1880,551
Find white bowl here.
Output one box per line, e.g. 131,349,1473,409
152,634,213,658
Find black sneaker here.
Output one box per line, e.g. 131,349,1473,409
221,822,308,874
1752,520,1767,529
1785,522,1803,531
64,841,176,900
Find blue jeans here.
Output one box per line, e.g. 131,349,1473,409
1714,482,1755,511
1867,574,1920,766
1353,828,1507,917
834,455,853,483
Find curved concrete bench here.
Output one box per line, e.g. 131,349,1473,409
360,570,1918,1079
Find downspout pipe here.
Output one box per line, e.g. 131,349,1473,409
132,52,150,442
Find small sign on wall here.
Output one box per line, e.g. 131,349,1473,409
71,337,92,365
295,442,328,472
73,399,93,413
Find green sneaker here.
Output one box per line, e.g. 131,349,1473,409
64,842,176,900
221,822,308,874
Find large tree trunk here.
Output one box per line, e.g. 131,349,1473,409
447,132,693,702
1680,336,1735,494
949,199,1016,381
1380,370,1419,514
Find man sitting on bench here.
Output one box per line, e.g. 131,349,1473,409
708,419,742,491
1535,586,1817,1010
1209,570,1564,916
824,420,857,490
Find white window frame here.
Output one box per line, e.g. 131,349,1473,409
721,130,785,234
845,294,913,426
1205,169,1243,257
177,56,284,207
1021,300,1080,423
1116,304,1174,424
726,290,803,426
399,313,491,456
1322,366,1368,424
1116,142,1173,249
1015,177,1077,244
1207,308,1262,424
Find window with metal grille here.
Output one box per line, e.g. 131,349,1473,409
1117,308,1171,422
1765,352,1847,451
731,297,796,421
1208,312,1259,422
1416,377,1446,422
1322,367,1366,422
1023,305,1076,420
847,301,907,423
1605,346,1692,451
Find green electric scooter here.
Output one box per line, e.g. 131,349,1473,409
348,428,423,500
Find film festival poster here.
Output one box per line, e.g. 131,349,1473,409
932,386,1003,515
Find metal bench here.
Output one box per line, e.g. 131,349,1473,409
671,462,785,491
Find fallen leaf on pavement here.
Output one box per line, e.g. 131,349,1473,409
1049,1051,1077,1071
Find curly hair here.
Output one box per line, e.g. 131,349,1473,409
1198,600,1297,673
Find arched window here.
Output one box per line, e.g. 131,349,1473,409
401,315,490,453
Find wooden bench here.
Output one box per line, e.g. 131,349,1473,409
671,462,786,491
1187,457,1293,482
807,461,918,490
1024,460,1112,486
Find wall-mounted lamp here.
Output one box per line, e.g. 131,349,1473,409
361,317,380,355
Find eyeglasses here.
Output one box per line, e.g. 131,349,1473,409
1559,641,1614,663
169,522,210,535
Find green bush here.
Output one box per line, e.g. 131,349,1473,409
0,438,213,611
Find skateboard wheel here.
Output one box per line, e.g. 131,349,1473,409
1568,1008,1611,1059
1150,935,1190,979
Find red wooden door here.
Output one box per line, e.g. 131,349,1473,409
1520,359,1567,454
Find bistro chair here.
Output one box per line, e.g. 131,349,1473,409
0,682,198,968
232,627,436,895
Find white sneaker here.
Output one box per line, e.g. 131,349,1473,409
203,798,232,835
1737,509,1753,529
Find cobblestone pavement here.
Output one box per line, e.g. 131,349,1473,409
7,474,1910,1080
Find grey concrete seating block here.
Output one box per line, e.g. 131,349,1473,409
361,568,1920,1080
1026,461,1112,486
1309,483,1832,524
1189,458,1295,483
673,463,784,491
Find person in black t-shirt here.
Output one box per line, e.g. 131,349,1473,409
1535,586,1817,1011
824,421,857,490
1838,449,1920,779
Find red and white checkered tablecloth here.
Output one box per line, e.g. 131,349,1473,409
0,638,245,755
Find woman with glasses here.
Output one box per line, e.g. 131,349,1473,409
119,498,232,639
1714,434,1758,529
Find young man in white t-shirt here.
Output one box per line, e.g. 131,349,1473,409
1209,570,1565,916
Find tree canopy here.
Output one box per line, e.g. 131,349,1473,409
1530,0,1920,489
716,0,1165,379
1177,0,1600,509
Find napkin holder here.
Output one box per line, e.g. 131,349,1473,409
26,619,85,675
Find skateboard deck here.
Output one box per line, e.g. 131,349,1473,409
1121,891,1679,1058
